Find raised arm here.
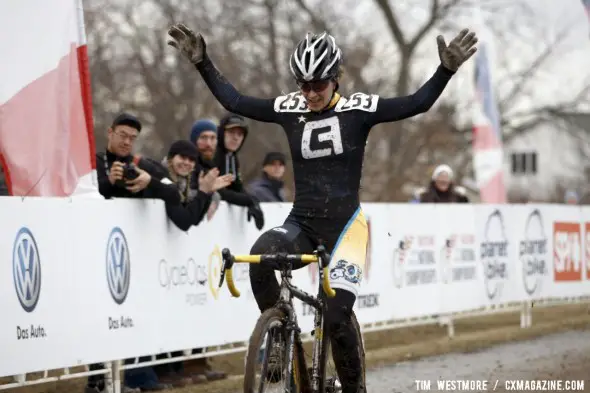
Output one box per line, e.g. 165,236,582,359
366,28,478,127
366,65,454,126
168,23,280,124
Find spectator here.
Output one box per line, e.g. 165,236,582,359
189,119,218,172
182,120,230,382
162,140,233,231
247,152,287,202
87,113,178,393
213,113,264,229
418,164,469,203
96,113,179,204
189,119,224,221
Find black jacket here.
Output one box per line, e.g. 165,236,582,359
247,173,285,202
212,115,255,207
418,181,469,203
160,160,213,231
189,154,215,190
96,151,180,204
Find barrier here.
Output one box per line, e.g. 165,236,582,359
2,197,590,392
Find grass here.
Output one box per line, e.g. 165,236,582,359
3,303,589,393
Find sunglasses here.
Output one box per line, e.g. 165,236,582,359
297,80,330,93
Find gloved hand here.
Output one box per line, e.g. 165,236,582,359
437,28,478,72
167,23,206,64
247,202,265,231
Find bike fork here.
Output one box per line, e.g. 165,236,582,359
310,307,324,393
283,302,302,393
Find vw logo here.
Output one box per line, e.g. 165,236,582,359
12,227,42,313
106,227,130,305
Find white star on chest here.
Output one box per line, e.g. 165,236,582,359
297,115,306,123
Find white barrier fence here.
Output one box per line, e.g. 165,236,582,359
2,197,590,391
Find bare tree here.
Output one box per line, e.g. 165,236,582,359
85,0,376,198
84,0,590,202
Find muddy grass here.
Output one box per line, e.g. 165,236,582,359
4,303,589,393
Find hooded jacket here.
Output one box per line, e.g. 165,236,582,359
213,113,255,207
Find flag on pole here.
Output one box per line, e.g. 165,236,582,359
0,0,98,197
472,40,507,203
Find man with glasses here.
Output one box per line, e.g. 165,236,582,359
96,113,179,202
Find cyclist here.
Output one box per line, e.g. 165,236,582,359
168,24,477,393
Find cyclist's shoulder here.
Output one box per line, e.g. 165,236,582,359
334,92,380,113
273,91,310,113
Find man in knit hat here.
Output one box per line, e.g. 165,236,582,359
189,119,218,171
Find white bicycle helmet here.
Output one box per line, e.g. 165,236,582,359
289,32,342,82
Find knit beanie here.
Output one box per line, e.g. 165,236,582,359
189,119,217,144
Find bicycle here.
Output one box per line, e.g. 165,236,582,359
218,245,366,393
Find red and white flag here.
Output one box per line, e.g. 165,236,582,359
472,39,507,204
0,0,98,197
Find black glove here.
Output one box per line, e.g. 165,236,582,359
247,203,265,230
167,23,206,64
437,28,478,72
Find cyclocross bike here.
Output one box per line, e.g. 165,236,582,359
218,245,366,393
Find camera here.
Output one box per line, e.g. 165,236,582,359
114,162,140,188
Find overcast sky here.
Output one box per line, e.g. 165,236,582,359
345,0,590,124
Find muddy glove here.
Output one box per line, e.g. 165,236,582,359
167,23,206,64
247,202,265,231
437,28,478,72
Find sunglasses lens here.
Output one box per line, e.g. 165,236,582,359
298,80,329,93
314,81,329,92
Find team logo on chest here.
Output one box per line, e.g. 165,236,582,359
301,116,343,159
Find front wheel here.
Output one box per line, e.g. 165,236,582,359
244,308,302,393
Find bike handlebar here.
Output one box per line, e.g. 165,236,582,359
218,245,336,299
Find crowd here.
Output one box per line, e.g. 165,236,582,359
88,111,287,392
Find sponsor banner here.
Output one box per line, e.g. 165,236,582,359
157,205,258,350
475,205,520,305
513,205,552,301
551,206,585,297
71,198,167,363
3,198,590,377
437,204,483,314
386,204,441,319
0,198,74,376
